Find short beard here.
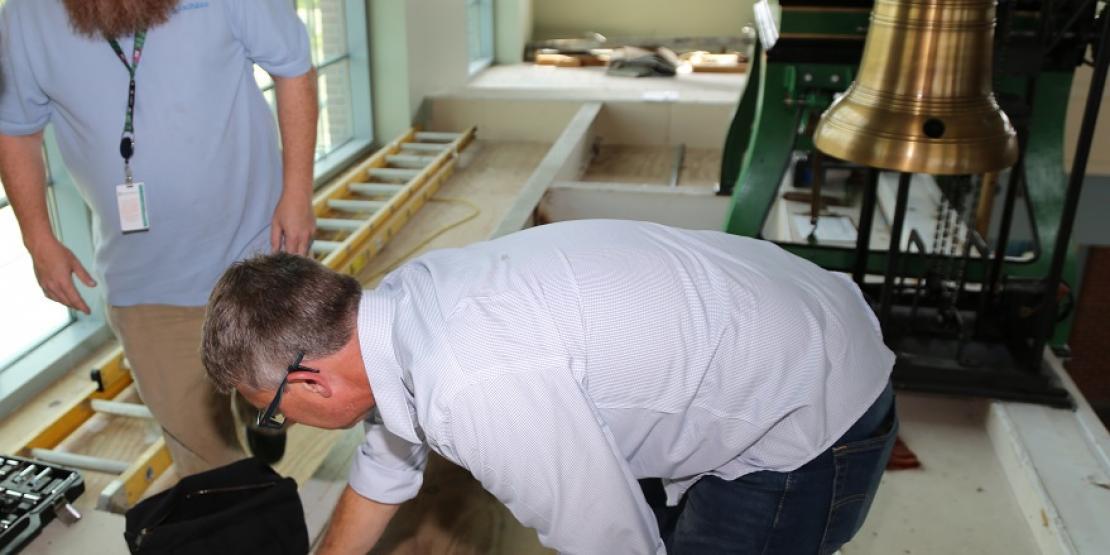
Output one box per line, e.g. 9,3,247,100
63,0,180,39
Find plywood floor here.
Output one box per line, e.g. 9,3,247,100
580,144,721,188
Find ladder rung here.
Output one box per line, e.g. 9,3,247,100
316,218,364,231
415,131,461,142
401,143,448,153
349,183,404,196
31,448,129,475
387,154,436,168
311,240,344,255
91,399,153,419
368,168,420,181
327,199,387,212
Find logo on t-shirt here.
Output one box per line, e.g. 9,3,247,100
174,2,210,13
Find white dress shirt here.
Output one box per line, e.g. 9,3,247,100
348,220,895,554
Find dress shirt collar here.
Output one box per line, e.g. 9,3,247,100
357,287,421,443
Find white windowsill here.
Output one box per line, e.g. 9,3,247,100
469,58,493,78
0,318,112,420
314,138,375,187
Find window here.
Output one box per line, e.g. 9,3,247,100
0,157,74,369
0,130,105,418
255,0,373,174
466,0,494,74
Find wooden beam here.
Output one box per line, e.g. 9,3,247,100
18,350,132,455
98,438,173,512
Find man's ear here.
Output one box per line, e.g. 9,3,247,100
289,371,333,398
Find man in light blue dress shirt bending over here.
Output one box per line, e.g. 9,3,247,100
202,219,898,554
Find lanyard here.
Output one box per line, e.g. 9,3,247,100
107,30,146,183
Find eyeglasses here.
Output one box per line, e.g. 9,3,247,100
256,351,320,430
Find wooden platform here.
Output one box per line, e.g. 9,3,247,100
580,144,721,188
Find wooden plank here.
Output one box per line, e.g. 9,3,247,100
414,131,461,142
17,350,131,454
369,168,421,181
386,154,437,168
327,199,388,212
349,183,405,196
90,399,154,419
98,439,173,512
316,218,364,231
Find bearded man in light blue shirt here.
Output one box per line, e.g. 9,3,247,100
203,220,898,554
0,0,317,473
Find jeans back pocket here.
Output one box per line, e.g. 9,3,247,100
820,408,899,553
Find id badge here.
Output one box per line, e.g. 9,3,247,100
116,182,150,233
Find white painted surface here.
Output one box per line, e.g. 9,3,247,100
989,353,1110,555
844,394,1041,555
541,182,729,230
532,0,756,40
492,102,602,238
466,64,746,104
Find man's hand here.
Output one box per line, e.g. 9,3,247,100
0,131,96,314
317,486,400,555
270,188,315,255
29,238,96,314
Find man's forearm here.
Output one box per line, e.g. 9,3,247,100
317,485,400,555
0,132,55,249
273,68,317,199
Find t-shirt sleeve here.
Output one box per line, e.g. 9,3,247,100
347,413,430,504
225,0,312,77
0,3,51,135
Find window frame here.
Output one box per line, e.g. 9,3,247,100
466,0,494,76
260,0,374,186
0,0,374,417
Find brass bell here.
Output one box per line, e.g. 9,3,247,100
812,0,1018,175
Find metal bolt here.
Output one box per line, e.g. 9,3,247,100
830,74,841,84
803,73,813,82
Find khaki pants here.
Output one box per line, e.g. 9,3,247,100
107,305,245,477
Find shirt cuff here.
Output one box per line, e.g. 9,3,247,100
0,117,48,136
346,423,429,505
259,56,312,79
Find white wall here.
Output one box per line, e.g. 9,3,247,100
533,0,754,40
369,0,472,141
495,0,533,64
405,0,470,119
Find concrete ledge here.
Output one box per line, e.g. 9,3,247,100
491,102,603,238
539,181,729,230
988,352,1110,555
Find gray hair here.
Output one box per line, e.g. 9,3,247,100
202,252,362,393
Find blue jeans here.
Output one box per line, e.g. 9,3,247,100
641,383,897,554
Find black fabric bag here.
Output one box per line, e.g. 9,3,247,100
123,457,308,554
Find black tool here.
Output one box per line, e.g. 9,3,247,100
0,455,84,555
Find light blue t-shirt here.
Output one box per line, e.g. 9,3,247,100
0,0,311,306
